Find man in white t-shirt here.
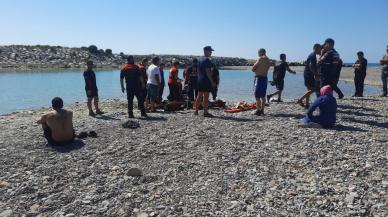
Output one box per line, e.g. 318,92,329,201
145,57,161,112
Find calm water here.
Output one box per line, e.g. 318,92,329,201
0,69,380,115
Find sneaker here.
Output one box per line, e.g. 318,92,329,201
89,111,95,117
379,94,387,97
194,111,199,116
128,113,134,118
203,113,214,118
296,100,305,108
253,110,262,116
338,94,344,99
96,110,104,115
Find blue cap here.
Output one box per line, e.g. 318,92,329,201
323,38,335,45
204,46,214,51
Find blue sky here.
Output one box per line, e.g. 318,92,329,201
0,0,387,62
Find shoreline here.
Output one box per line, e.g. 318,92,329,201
1,66,383,88
0,97,387,216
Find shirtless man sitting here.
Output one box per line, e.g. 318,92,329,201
37,97,75,146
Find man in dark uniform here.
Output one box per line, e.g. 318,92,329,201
352,51,368,97
120,56,147,118
318,38,344,99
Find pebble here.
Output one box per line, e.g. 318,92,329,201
137,213,148,217
0,210,12,217
0,181,9,188
0,97,387,216
127,168,143,176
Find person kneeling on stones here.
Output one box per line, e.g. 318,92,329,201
300,85,337,128
37,97,75,146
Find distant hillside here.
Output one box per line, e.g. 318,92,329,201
0,45,253,69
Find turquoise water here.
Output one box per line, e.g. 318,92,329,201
0,69,381,115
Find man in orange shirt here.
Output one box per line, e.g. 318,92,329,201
168,61,182,102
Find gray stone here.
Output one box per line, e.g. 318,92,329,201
127,168,142,176
0,210,13,217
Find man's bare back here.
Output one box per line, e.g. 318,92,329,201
38,109,74,143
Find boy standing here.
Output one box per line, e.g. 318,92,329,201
252,48,272,116
84,60,103,116
267,53,296,102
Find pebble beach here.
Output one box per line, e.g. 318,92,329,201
0,96,387,216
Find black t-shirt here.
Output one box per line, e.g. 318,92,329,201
273,61,288,81
212,65,220,85
354,58,367,74
187,64,199,78
83,70,97,91
304,52,317,76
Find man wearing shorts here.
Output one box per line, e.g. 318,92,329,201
83,60,103,116
194,46,217,117
267,53,296,103
252,48,272,116
145,57,161,112
297,43,321,108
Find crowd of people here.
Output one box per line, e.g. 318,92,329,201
37,42,388,146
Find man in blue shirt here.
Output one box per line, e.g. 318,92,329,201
297,44,321,108
194,46,217,117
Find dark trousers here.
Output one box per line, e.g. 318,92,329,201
320,72,343,97
188,77,198,100
382,70,388,96
127,88,145,115
211,86,218,100
158,83,165,102
44,127,75,146
354,72,366,96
